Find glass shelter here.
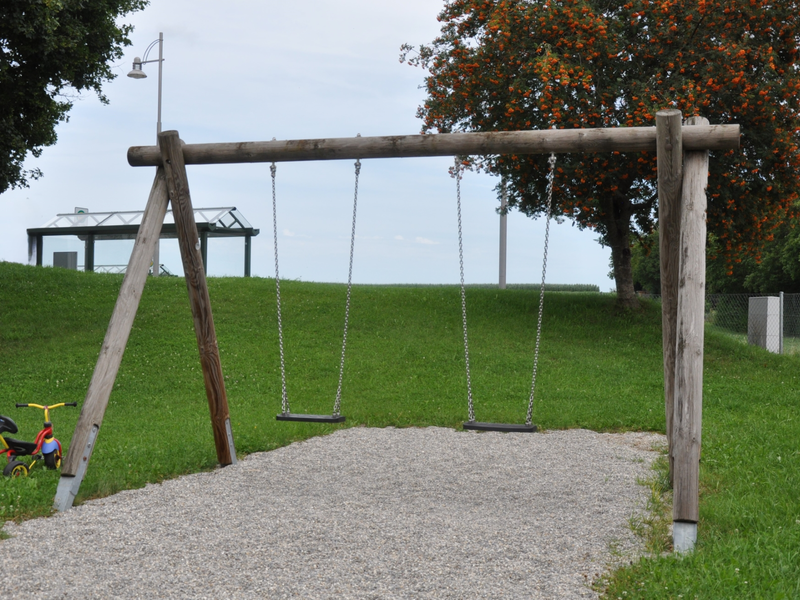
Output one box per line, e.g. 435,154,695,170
27,207,259,276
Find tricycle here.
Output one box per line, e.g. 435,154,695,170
0,402,77,477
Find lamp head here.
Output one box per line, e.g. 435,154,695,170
127,58,147,79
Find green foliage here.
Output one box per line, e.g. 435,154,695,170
631,231,661,294
632,231,759,294
736,218,800,293
1,262,799,598
0,0,148,193
402,0,800,303
632,222,800,294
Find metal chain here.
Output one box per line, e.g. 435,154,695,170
455,159,476,422
526,153,557,426
333,158,361,417
270,162,290,414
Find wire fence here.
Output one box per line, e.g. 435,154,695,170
642,293,800,356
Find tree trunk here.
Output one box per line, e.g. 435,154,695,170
601,189,640,310
612,244,638,308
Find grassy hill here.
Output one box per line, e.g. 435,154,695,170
1,261,798,598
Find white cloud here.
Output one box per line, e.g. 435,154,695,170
415,237,438,245
394,235,404,241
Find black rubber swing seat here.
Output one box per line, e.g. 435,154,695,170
462,421,537,433
276,413,346,424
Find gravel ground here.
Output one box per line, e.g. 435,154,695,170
1,427,665,599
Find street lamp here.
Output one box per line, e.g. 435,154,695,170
128,32,164,276
127,32,164,141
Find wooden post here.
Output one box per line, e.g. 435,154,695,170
656,109,683,486
158,130,236,466
54,169,170,511
672,116,710,553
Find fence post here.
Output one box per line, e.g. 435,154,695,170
780,292,784,354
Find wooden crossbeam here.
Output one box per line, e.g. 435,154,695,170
127,125,740,167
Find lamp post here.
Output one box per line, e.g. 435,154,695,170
128,32,164,276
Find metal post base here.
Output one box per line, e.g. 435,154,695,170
53,475,81,512
53,424,99,512
225,418,237,465
673,521,697,553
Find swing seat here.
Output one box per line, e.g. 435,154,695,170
276,413,346,424
462,421,537,433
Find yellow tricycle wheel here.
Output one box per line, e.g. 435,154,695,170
3,460,29,478
44,450,62,470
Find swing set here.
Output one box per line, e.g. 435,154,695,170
54,114,739,554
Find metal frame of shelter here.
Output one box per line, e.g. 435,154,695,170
27,207,259,276
54,111,739,555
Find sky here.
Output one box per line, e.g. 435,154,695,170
1,0,613,289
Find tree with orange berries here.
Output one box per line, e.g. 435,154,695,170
402,0,800,308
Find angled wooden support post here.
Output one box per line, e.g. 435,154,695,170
656,109,683,486
54,169,170,511
672,116,710,553
159,130,237,466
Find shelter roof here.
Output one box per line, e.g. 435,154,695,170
27,207,259,240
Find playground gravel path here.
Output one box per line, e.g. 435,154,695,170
1,427,664,599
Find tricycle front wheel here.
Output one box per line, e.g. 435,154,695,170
44,450,62,470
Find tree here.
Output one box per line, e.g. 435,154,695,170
633,218,800,294
402,0,800,308
0,0,148,194
741,218,800,293
716,213,800,293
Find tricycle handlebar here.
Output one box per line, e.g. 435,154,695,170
15,403,78,410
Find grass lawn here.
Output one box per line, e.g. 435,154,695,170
709,326,800,357
1,261,798,598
